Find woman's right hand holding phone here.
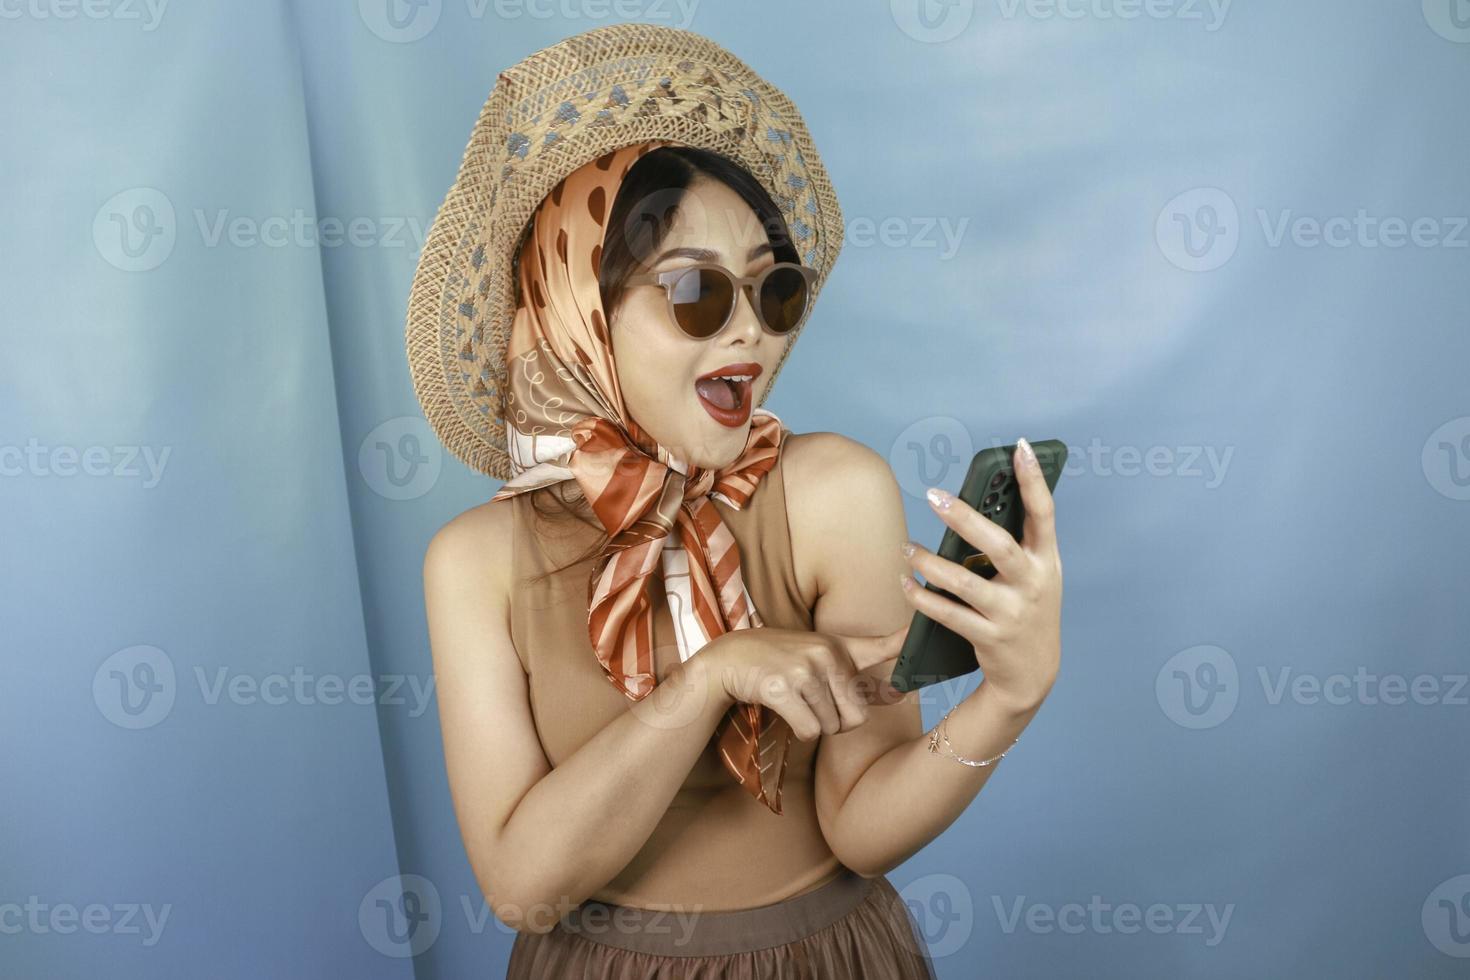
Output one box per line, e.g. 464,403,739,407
902,438,1064,714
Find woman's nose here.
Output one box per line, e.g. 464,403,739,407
722,283,764,343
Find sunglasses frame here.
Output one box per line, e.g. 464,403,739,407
623,261,819,340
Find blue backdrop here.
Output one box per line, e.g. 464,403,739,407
3,2,1466,977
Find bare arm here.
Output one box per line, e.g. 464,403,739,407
792,433,1051,877
424,501,736,935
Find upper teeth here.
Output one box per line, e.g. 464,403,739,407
710,374,751,382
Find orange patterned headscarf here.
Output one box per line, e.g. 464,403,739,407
490,141,795,814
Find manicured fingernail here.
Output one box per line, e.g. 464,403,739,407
900,540,916,558
926,487,952,510
898,572,914,591
1017,437,1038,470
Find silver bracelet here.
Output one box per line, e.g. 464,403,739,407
926,704,1019,768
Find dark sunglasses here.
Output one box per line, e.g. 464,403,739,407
624,261,818,340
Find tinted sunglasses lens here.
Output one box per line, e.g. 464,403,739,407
667,267,733,339
759,266,810,334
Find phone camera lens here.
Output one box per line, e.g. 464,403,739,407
989,472,1007,489
982,492,999,508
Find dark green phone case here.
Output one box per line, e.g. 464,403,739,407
888,439,1067,694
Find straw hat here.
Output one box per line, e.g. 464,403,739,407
404,23,845,480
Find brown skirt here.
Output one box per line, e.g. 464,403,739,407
504,866,937,979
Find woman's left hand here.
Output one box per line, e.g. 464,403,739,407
900,438,1063,713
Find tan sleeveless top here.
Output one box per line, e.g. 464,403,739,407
506,441,844,911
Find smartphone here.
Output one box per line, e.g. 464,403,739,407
888,439,1068,694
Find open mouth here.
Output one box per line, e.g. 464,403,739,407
693,370,757,427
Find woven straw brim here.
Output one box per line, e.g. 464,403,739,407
405,23,845,480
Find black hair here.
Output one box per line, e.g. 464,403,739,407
598,145,801,315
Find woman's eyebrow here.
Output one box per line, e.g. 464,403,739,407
651,242,774,264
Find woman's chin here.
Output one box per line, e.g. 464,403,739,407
679,426,747,471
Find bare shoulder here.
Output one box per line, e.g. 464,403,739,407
423,497,516,622
781,431,904,598
782,430,896,515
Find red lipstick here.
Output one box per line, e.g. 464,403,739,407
693,361,762,428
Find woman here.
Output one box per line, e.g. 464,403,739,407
408,25,1062,978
